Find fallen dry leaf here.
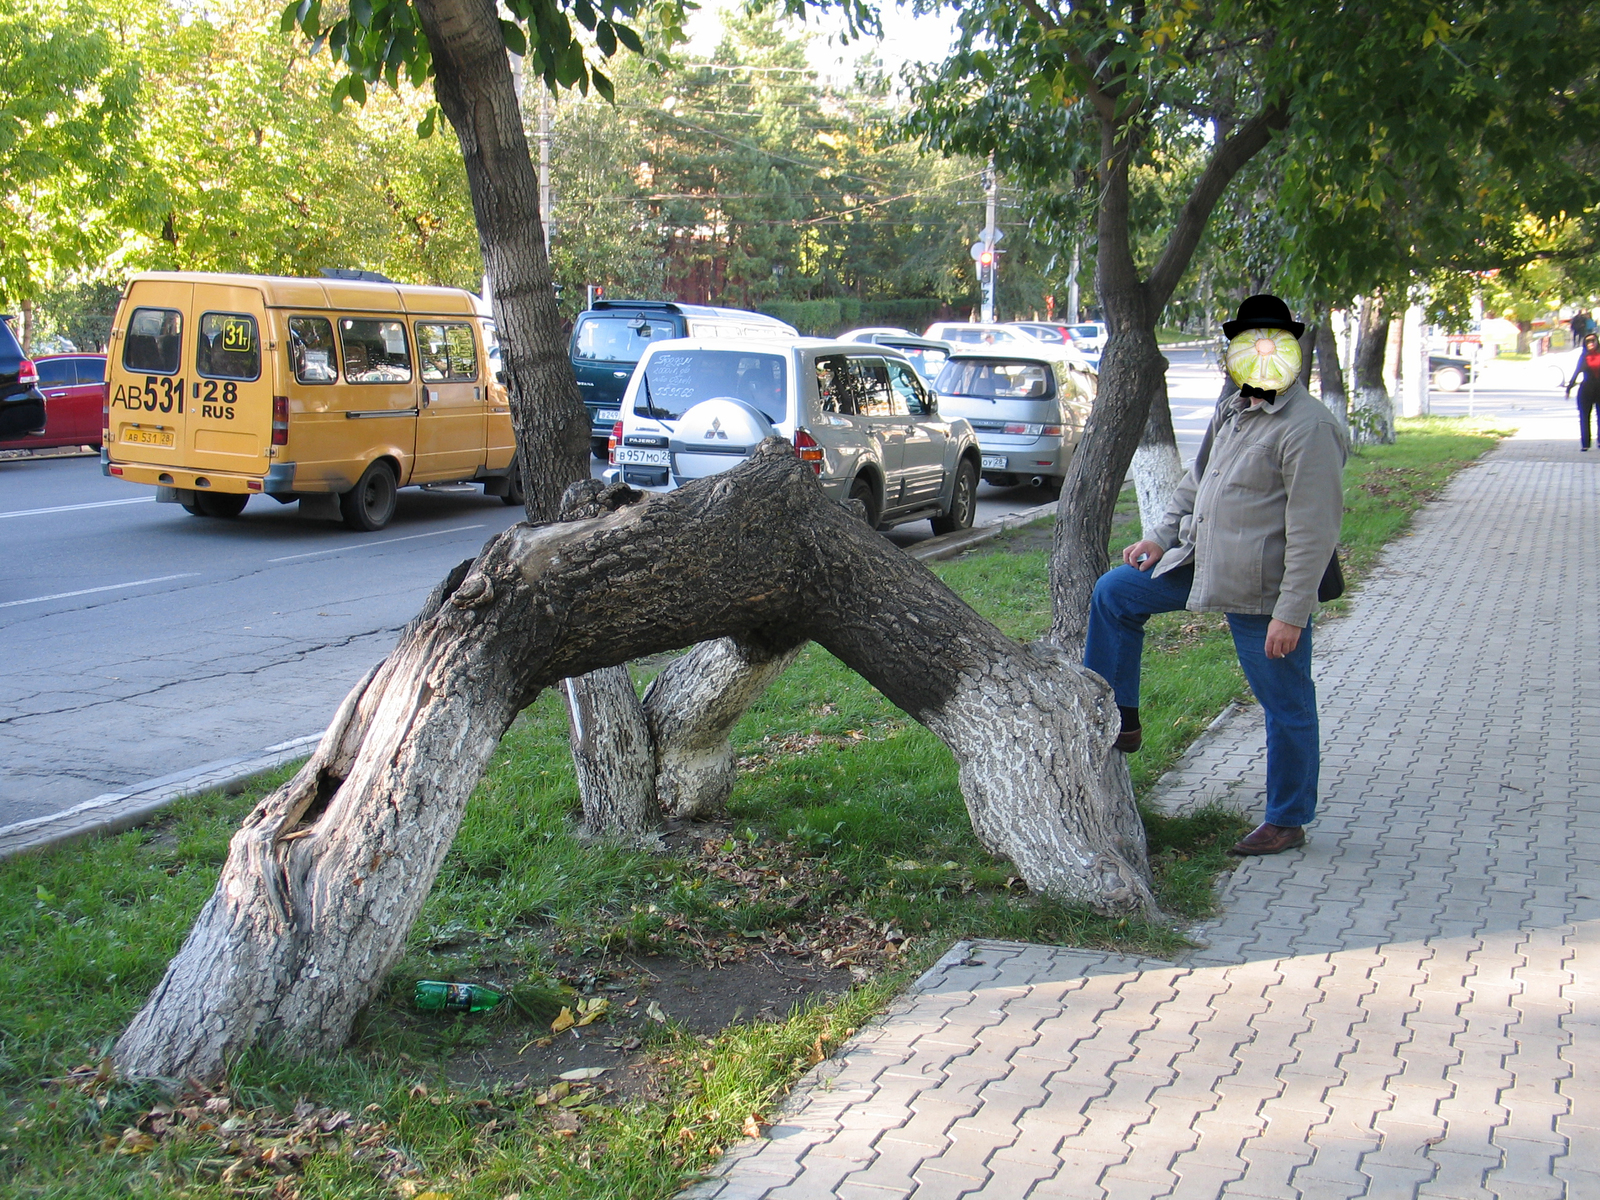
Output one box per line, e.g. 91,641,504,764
556,1067,608,1081
741,1114,763,1138
550,1007,576,1033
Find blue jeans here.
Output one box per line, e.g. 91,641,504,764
1084,563,1320,828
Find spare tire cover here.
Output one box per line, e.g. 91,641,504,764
668,397,777,482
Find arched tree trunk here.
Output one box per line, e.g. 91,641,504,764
115,445,1153,1083
1352,294,1395,445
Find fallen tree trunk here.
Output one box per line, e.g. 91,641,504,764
115,443,1152,1081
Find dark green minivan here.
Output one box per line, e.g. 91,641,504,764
570,300,798,457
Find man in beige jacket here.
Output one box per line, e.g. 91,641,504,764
1084,294,1348,856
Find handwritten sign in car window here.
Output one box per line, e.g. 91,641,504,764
638,350,788,423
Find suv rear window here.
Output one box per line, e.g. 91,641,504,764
123,307,183,375
636,349,787,423
935,359,1055,400
573,315,679,364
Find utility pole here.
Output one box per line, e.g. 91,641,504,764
1067,237,1081,325
538,88,553,255
981,154,999,324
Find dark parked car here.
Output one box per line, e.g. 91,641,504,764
0,316,46,441
1429,354,1476,393
0,352,105,451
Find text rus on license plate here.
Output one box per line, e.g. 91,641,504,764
613,447,669,466
598,410,621,422
124,429,176,447
981,454,1007,470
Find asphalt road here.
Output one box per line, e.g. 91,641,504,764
0,347,1563,827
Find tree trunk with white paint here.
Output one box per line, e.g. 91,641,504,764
643,638,806,818
1351,295,1395,445
1130,368,1185,537
115,447,1154,1082
1314,312,1350,433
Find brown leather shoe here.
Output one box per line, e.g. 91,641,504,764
1229,822,1306,856
1113,727,1142,753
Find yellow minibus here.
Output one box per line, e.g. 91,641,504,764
103,272,519,530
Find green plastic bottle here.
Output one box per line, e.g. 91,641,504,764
414,981,503,1013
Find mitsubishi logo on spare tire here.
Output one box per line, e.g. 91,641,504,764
705,417,728,440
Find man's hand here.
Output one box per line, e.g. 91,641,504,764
1123,540,1165,571
1265,618,1302,659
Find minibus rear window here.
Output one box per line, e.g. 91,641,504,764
196,312,261,381
340,318,412,384
416,322,478,382
123,307,183,375
288,316,338,384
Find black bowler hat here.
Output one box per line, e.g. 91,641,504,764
1223,294,1306,340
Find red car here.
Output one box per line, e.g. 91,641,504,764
0,352,105,451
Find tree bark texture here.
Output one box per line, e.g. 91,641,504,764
413,0,589,525
565,667,657,835
1352,295,1395,445
413,0,660,834
643,638,806,818
1131,372,1185,539
115,446,1153,1082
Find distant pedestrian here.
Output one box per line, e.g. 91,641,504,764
1084,294,1348,857
1568,332,1600,451
1570,310,1594,346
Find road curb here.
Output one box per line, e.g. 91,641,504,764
0,506,1058,861
0,733,321,861
909,501,1057,562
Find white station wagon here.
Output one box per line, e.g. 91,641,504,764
603,337,983,534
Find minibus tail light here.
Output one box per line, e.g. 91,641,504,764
271,396,289,445
793,428,824,474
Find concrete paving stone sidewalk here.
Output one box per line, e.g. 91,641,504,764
683,415,1597,1199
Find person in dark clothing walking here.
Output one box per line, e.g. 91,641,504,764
1567,332,1600,450
1570,310,1594,346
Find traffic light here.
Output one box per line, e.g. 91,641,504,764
978,249,995,270
586,283,605,307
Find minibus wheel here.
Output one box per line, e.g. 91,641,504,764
502,464,525,507
183,492,249,519
340,461,398,531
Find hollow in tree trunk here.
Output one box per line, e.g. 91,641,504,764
115,446,1154,1082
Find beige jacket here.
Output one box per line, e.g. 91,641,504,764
1149,380,1347,627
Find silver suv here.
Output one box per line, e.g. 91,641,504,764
604,337,982,533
